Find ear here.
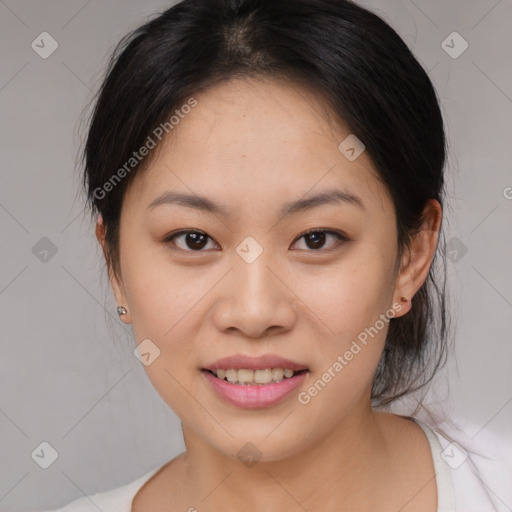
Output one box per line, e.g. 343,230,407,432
95,214,132,324
392,199,442,317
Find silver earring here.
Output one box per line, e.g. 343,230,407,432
117,306,127,316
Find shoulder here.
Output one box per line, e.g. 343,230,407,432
40,465,163,512
413,412,512,512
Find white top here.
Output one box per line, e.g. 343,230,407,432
43,416,512,512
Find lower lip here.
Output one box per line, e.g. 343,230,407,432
201,370,308,409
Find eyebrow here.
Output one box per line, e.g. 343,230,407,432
147,188,365,217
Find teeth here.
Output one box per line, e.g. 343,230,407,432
254,369,272,384
212,368,300,385
237,369,254,383
226,369,238,383
272,368,284,382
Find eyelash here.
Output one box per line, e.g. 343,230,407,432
163,228,348,253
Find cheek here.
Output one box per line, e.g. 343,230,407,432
294,254,394,340
290,246,395,394
122,256,206,414
290,266,390,430
122,243,210,339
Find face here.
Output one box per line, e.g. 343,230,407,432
99,76,435,463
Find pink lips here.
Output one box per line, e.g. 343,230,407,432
201,354,309,409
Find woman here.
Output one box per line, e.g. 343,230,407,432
46,0,510,510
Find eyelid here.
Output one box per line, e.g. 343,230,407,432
295,227,348,240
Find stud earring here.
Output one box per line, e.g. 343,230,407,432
400,296,408,302
117,306,128,316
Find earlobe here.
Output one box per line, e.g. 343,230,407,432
396,295,410,316
392,199,442,317
110,272,131,324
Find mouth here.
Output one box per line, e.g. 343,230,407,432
202,368,309,386
201,354,310,408
200,356,310,408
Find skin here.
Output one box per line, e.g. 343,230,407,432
96,76,442,511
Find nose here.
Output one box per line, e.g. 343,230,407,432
212,250,297,339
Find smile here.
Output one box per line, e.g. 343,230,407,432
201,368,309,408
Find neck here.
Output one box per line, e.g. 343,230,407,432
179,403,392,511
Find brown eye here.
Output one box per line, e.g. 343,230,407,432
292,229,347,251
165,230,218,251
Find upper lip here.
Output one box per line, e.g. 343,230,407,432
203,354,309,371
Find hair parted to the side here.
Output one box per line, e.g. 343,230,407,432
80,0,452,409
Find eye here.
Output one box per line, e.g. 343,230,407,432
291,228,347,251
164,230,219,252
163,228,348,253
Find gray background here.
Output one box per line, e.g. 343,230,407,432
1,0,511,510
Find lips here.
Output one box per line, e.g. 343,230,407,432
202,354,308,372
201,354,309,408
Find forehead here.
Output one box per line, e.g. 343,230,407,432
125,76,393,218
